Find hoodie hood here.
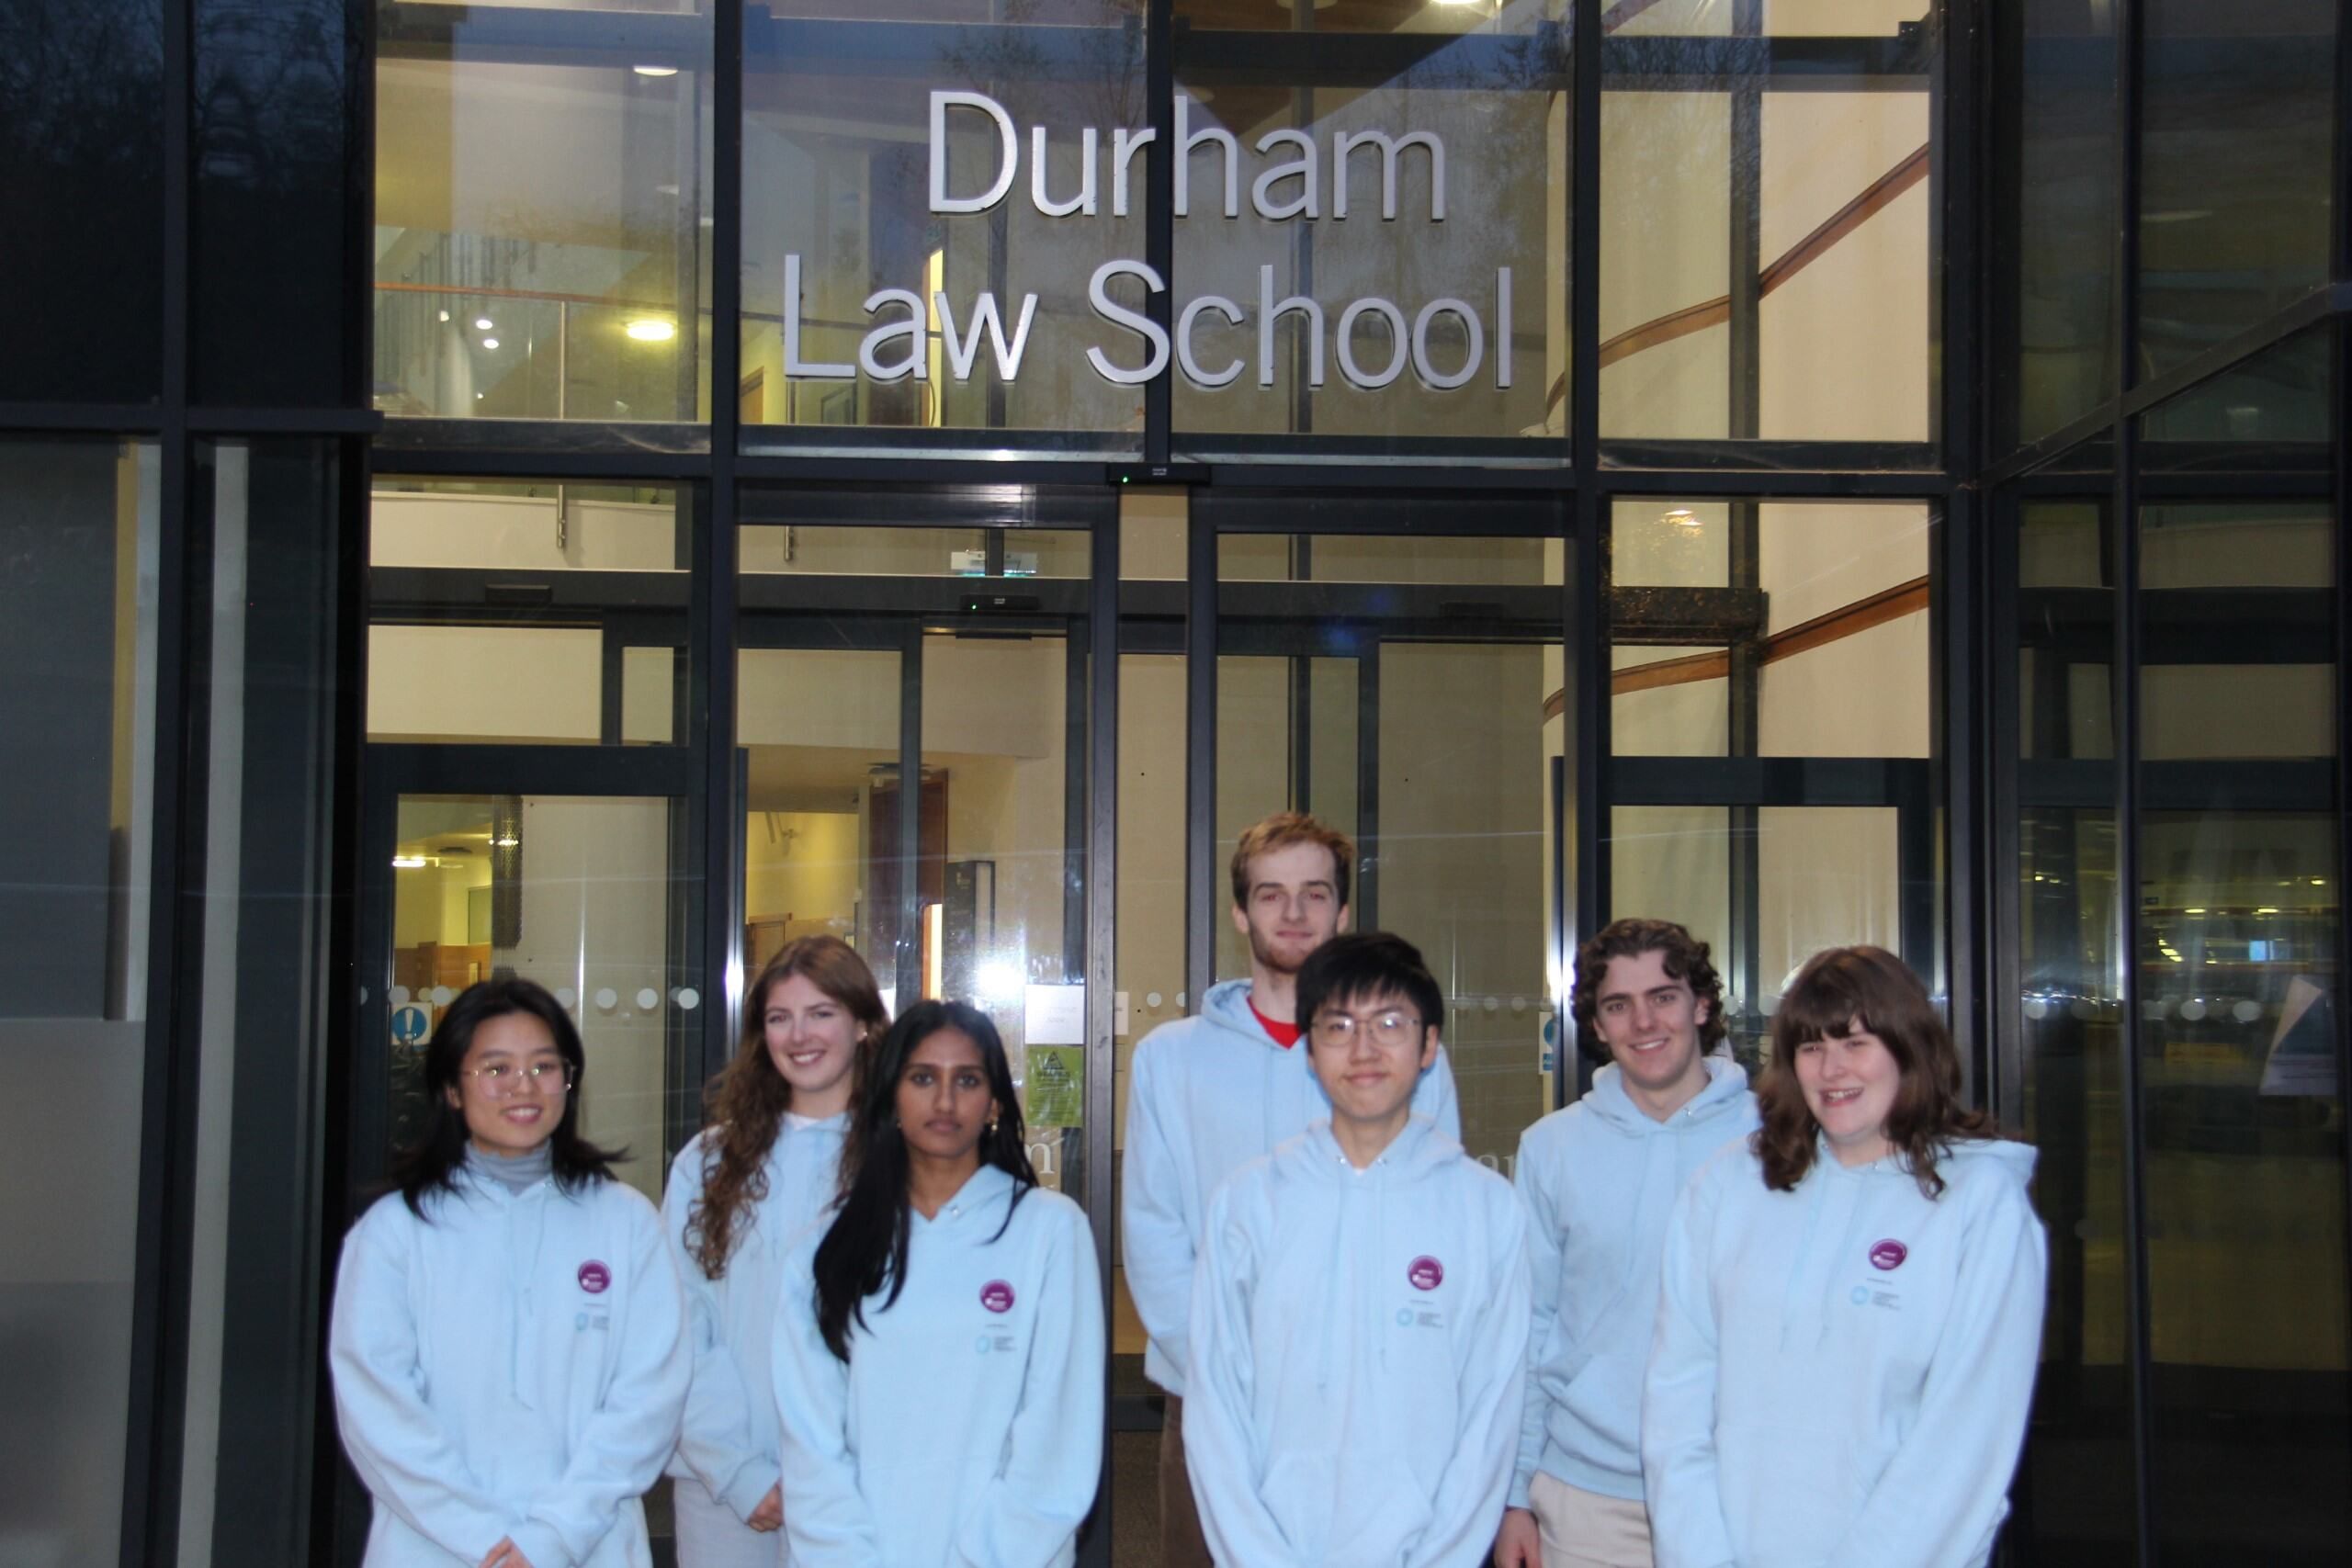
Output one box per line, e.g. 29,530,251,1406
1584,1055,1752,1136
1291,1112,1457,1186
1200,976,1289,1051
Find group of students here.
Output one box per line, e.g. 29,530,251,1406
328,810,2046,1568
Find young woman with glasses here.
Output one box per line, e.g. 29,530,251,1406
661,935,888,1565
329,977,688,1568
771,1000,1104,1566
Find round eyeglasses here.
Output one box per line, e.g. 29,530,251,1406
460,1062,576,1097
1309,1010,1425,1049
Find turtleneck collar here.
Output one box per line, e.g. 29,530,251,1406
467,1140,553,1195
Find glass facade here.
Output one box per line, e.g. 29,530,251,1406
6,4,2351,1565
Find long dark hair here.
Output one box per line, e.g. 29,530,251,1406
811,1000,1035,1360
390,976,623,1216
685,937,888,1280
1754,945,1998,1198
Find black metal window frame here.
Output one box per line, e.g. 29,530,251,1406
13,3,2351,1566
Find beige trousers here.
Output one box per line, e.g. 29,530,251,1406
1530,1471,1656,1568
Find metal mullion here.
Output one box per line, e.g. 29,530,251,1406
2333,0,2352,1399
1937,481,1989,1103
899,622,925,1000
1145,0,1174,466
120,0,200,1554
1938,0,1982,476
702,0,746,1077
1080,503,1118,1568
1729,1,1761,449
1354,644,1379,930
1985,486,2027,1134
1184,502,1217,1010
0,402,169,433
1566,0,1604,1104
2109,2,2157,1560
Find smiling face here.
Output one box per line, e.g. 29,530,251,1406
894,1026,999,1171
1307,987,1439,1134
763,971,862,1120
1592,948,1712,1117
1793,1021,1901,1166
1231,840,1351,978
445,1009,571,1159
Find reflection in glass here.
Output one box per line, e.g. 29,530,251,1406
1216,531,1564,1166
0,438,159,1567
1600,2,1932,446
2138,1,2335,379
368,479,692,745
741,5,1143,446
390,795,687,1207
373,7,715,421
1609,499,1930,761
2006,2,2117,446
2132,489,2348,1562
0,0,164,401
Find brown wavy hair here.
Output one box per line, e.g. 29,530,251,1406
1570,917,1727,1065
1230,811,1356,911
684,936,888,1280
1755,945,1997,1199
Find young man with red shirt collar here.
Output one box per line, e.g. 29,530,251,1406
1123,812,1462,1567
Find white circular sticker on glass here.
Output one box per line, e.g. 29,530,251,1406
594,987,618,1012
637,987,661,1011
677,987,700,1011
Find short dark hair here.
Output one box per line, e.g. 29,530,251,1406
1295,931,1444,1050
390,976,622,1216
1571,918,1727,1065
1230,811,1355,911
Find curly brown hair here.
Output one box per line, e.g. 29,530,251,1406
1570,918,1727,1065
1754,945,1997,1199
684,936,888,1280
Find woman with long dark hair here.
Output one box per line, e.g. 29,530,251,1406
1642,946,2046,1568
660,936,887,1565
771,999,1104,1566
330,977,687,1568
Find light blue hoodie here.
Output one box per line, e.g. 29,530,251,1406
1123,976,1461,1395
770,1164,1105,1567
1643,1136,2047,1568
1184,1116,1530,1568
658,1113,847,1521
1511,1057,1758,1506
329,1160,690,1568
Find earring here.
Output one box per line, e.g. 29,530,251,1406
986,1115,1001,1136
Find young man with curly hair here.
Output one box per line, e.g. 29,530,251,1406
1494,919,1758,1568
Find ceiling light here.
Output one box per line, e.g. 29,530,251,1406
634,63,679,77
391,854,426,869
493,835,518,848
481,336,500,349
437,310,450,322
626,319,676,343
1662,508,1701,528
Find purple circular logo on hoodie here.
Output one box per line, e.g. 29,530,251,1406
980,1280,1016,1314
1868,1239,1908,1272
577,1260,611,1294
1407,1256,1444,1292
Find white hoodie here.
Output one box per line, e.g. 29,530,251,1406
659,1113,847,1519
1643,1135,2047,1568
1184,1115,1531,1568
1123,976,1461,1396
329,1165,689,1568
770,1164,1104,1567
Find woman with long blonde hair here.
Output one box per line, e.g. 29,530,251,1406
659,936,888,1567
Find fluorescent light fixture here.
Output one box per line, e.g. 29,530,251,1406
1662,508,1702,528
493,835,518,848
391,854,427,869
924,903,945,999
634,64,679,77
626,319,676,343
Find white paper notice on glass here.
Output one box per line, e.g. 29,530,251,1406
1023,984,1087,1045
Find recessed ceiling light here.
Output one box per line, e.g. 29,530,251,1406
626,319,676,342
474,317,493,331
481,336,500,349
634,64,679,77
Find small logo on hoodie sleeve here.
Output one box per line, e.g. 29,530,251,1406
578,1260,612,1293
1407,1256,1444,1292
1868,1239,1908,1271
